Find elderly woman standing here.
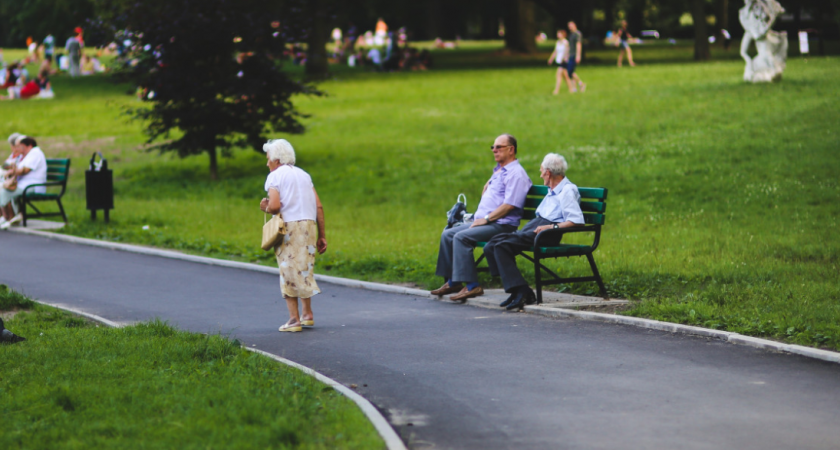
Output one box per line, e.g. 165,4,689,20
260,139,327,332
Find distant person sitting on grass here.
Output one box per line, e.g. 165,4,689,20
431,134,532,303
1,136,47,229
483,153,584,311
259,139,327,333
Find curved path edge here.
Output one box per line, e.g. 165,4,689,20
11,226,839,365
32,299,407,450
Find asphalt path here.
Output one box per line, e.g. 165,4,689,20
2,231,840,450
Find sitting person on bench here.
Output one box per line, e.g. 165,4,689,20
431,134,532,302
0,136,46,229
483,153,584,311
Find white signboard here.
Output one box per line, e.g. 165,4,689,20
799,31,809,54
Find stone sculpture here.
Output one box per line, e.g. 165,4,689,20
739,0,788,82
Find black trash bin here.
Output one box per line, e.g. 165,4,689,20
85,152,113,222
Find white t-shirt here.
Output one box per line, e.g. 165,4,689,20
264,165,317,222
17,147,47,194
554,40,569,64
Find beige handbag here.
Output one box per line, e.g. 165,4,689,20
261,213,287,251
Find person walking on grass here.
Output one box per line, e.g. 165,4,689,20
615,20,636,67
431,134,532,303
259,139,327,333
483,153,584,311
548,29,571,95
566,21,586,93
65,28,83,77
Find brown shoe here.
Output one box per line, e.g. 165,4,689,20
431,282,463,297
450,286,484,303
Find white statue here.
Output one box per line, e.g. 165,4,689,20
739,0,788,82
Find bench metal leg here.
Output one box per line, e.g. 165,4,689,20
534,254,543,304
57,199,67,223
585,253,607,298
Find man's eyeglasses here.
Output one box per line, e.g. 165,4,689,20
490,145,512,150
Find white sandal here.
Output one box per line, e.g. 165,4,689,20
279,319,302,332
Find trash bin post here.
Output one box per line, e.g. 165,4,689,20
85,152,114,223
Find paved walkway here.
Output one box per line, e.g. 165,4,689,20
2,232,840,450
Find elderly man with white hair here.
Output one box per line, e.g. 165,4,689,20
259,139,327,332
483,153,584,310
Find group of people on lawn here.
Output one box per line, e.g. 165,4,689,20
262,133,584,331
0,133,47,229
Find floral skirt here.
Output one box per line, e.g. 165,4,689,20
275,220,321,299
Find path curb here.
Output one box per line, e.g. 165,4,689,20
11,227,840,365
34,298,407,450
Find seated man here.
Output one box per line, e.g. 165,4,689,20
432,134,532,302
483,153,584,310
0,136,47,229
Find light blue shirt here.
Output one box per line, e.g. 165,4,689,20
535,177,584,224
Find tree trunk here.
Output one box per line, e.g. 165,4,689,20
305,0,329,80
690,0,711,61
208,147,218,181
715,0,729,47
426,0,442,40
503,0,536,53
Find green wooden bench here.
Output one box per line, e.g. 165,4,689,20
476,185,608,303
21,158,71,227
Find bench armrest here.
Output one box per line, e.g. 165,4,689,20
23,181,64,194
534,224,601,252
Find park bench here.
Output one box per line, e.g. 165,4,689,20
475,185,608,303
20,158,71,227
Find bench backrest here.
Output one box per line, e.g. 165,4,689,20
523,185,607,225
46,158,71,184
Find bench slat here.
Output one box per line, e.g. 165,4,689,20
584,213,605,225
47,174,67,182
579,187,608,200
524,196,606,212
527,186,607,200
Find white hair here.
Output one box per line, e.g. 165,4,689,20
7,132,21,145
541,153,568,176
14,135,28,146
263,139,296,165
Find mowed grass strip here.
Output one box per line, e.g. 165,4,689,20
1,45,839,350
0,287,382,449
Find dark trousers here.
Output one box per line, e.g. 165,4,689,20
484,217,553,293
435,222,516,284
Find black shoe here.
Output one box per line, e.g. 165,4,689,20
524,289,538,305
499,292,517,308
506,288,536,311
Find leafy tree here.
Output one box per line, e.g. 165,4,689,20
504,0,538,53
94,0,320,180
0,0,94,47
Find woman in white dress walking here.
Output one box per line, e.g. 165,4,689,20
547,29,571,95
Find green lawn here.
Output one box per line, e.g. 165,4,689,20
2,43,839,350
0,286,382,449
